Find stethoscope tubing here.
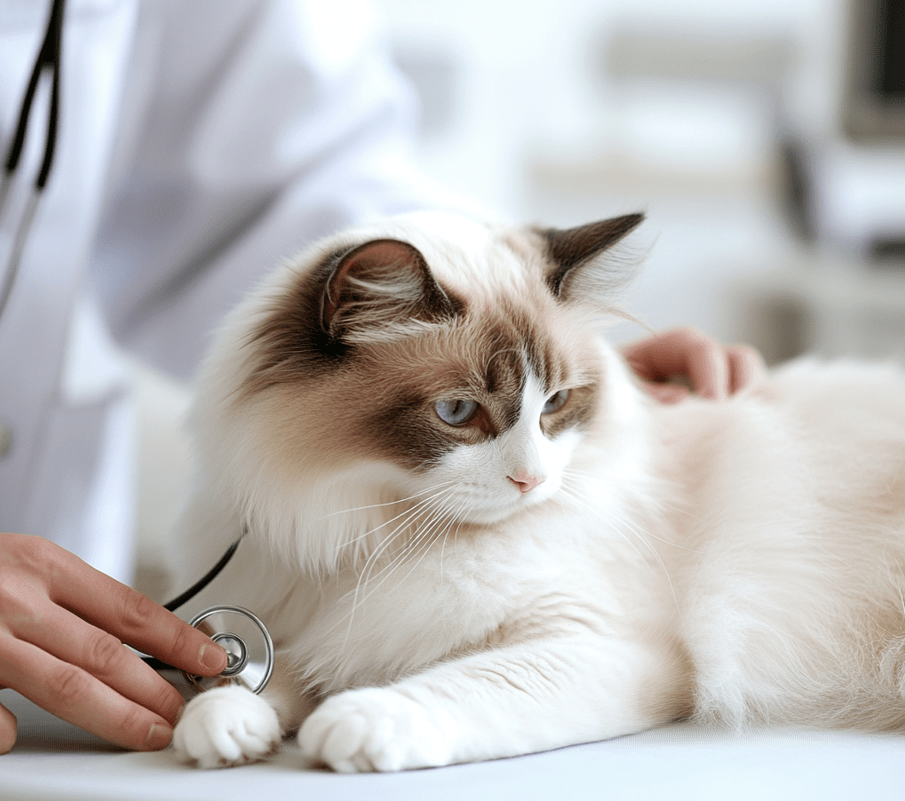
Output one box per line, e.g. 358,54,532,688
0,189,39,320
0,0,66,320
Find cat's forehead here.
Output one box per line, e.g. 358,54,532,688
360,212,546,298
468,302,570,392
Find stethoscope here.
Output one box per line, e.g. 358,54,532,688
141,533,276,696
3,0,275,695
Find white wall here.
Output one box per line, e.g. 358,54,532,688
381,0,905,361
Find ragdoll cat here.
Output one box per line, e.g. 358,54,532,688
171,209,905,771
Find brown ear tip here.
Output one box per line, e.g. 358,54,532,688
617,212,645,230
542,212,646,299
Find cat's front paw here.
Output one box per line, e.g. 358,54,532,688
172,685,281,768
298,687,455,772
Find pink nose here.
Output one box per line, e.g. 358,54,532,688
508,472,545,493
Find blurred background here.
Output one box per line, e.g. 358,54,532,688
381,0,905,365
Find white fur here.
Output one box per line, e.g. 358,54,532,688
173,685,281,768
172,212,905,771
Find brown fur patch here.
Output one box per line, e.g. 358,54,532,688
541,384,599,438
243,242,465,398
242,251,348,396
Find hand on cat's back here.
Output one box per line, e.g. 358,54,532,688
0,532,228,753
623,327,765,404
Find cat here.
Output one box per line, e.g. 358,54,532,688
170,209,905,771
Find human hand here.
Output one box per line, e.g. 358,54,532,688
0,533,227,753
623,327,765,404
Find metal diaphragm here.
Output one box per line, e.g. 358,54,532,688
183,605,274,695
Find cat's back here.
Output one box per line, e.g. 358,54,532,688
658,357,905,729
657,356,905,496
770,357,905,432
651,354,905,618
761,358,905,509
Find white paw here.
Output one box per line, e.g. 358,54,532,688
172,685,281,768
298,688,455,773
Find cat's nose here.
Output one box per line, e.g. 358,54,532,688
508,472,545,493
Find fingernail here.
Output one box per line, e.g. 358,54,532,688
199,642,227,673
146,723,173,750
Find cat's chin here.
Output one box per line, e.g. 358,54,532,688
451,490,554,526
457,506,521,526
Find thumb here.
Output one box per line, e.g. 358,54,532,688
0,698,17,754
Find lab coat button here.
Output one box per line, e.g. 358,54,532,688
0,423,11,458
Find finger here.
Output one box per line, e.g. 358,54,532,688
622,328,707,382
621,336,667,382
641,382,690,404
625,329,728,400
10,602,186,725
0,635,173,751
37,540,226,676
727,345,766,395
0,699,16,754
678,332,728,401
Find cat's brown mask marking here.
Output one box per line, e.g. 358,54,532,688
243,214,635,471
350,317,539,470
343,295,602,471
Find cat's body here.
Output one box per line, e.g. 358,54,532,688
171,211,905,771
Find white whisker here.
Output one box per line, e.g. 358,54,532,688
337,498,442,640
562,468,700,551
338,484,456,551
335,488,458,640
323,480,456,520
439,492,472,579
390,494,464,592
560,485,650,566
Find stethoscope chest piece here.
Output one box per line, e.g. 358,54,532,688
183,605,274,695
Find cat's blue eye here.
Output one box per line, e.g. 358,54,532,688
435,399,478,426
542,389,570,415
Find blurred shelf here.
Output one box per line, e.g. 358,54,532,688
527,151,773,199
743,253,905,313
735,250,905,364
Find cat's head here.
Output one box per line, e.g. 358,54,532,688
194,211,647,567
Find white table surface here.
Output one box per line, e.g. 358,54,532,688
2,688,904,801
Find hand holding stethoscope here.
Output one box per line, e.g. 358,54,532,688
0,533,240,751
2,0,276,703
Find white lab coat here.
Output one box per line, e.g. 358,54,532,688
0,0,443,583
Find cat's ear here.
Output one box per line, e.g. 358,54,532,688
539,213,644,302
320,239,462,341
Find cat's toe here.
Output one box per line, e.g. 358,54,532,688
172,685,282,769
298,687,454,772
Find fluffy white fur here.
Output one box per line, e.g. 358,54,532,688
171,211,905,771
